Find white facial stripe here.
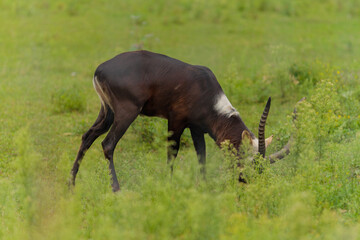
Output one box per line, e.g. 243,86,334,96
214,93,239,118
252,138,259,151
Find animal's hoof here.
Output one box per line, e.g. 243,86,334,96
112,184,120,192
238,172,247,183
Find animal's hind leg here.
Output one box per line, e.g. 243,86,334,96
70,105,114,186
101,102,140,192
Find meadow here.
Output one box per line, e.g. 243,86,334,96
1,0,360,239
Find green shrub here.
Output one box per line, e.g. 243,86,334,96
131,117,192,150
289,63,318,86
51,86,85,113
3,0,360,239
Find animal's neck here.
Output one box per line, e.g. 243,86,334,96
210,115,254,149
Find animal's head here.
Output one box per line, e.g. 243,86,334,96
241,130,273,154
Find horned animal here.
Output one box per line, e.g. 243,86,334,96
70,50,279,192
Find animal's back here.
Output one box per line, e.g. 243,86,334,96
94,51,223,121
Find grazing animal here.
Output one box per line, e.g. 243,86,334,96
70,50,274,192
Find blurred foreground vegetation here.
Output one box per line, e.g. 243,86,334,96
1,0,360,239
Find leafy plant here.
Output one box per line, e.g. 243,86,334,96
51,86,85,113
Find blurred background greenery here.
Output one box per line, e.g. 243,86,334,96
1,0,360,239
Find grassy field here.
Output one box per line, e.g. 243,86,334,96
2,0,360,239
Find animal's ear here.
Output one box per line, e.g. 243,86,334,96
241,130,252,145
265,135,273,148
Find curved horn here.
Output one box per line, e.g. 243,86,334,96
258,97,271,158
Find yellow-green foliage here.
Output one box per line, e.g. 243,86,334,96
51,86,85,113
2,0,360,239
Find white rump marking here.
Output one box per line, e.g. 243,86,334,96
214,93,239,118
93,76,113,111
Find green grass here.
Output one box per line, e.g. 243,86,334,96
1,0,360,239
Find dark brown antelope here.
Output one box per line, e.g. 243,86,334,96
70,50,278,192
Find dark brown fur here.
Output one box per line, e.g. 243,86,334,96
70,50,258,192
